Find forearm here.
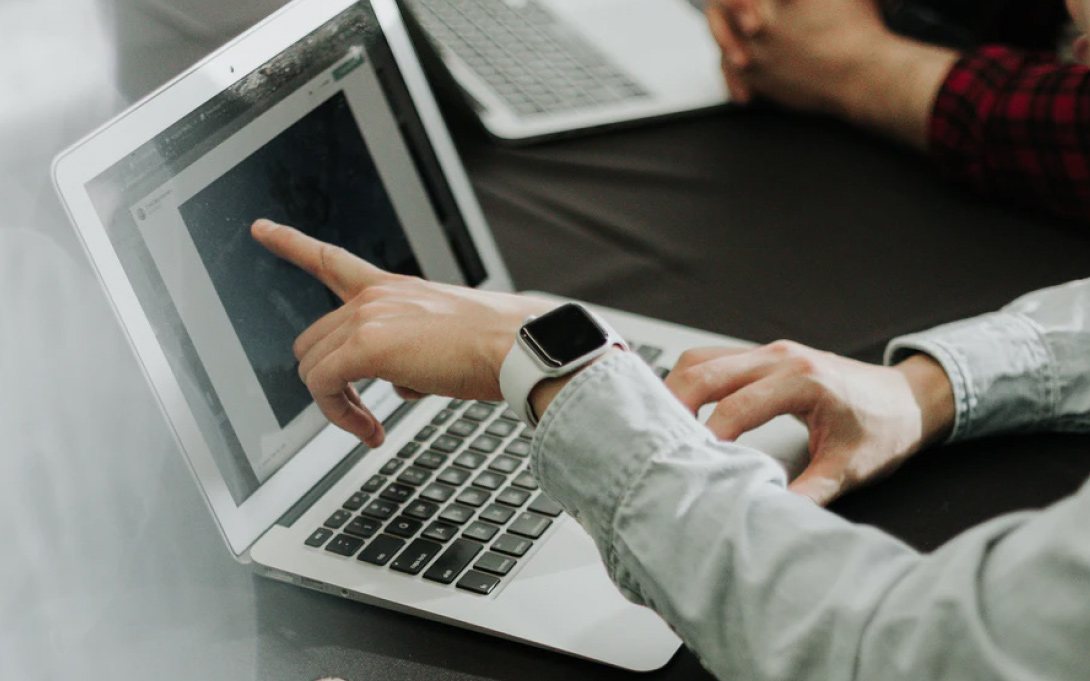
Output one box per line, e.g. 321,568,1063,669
834,33,959,150
533,354,1090,680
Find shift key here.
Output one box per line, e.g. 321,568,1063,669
423,539,484,585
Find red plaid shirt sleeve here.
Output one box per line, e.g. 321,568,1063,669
929,46,1090,221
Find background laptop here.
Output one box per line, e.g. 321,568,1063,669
52,0,805,670
400,0,730,142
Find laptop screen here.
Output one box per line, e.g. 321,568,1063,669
83,3,486,506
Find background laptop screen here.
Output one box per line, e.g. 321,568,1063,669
84,4,485,505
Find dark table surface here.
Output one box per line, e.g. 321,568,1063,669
5,4,1090,678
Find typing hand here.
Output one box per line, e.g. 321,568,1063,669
251,219,552,447
665,341,954,505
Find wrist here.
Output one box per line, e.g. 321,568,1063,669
834,33,959,148
893,353,955,449
528,347,625,423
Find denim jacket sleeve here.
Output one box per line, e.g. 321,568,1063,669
885,277,1090,441
532,352,1090,681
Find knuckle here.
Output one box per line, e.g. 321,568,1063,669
675,349,704,372
788,354,820,378
765,339,800,357
679,364,712,394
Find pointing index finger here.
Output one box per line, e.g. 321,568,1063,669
251,219,389,301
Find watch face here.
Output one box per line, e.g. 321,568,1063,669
521,304,609,368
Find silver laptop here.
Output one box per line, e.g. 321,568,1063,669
52,0,803,671
402,0,730,142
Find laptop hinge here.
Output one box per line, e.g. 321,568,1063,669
275,399,419,528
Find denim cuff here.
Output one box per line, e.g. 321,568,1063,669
885,311,1053,442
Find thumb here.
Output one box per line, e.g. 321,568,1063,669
251,219,390,301
787,457,849,506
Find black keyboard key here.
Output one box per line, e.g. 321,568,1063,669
475,551,517,576
387,516,423,538
397,442,421,458
414,425,437,442
390,538,443,575
397,466,431,486
343,516,381,539
305,527,334,547
430,435,463,454
463,403,495,421
497,487,532,507
489,455,521,474
469,435,502,453
342,492,368,511
420,482,456,503
325,533,364,557
415,451,447,470
361,499,398,520
457,570,501,595
655,366,671,379
509,512,552,539
636,344,664,365
463,521,499,542
423,538,484,585
404,499,441,520
456,487,490,508
358,534,405,566
528,494,564,517
439,504,475,525
479,504,516,525
453,451,487,469
438,467,472,485
448,398,466,409
512,471,539,490
492,533,533,557
485,420,518,438
499,407,519,422
422,521,459,543
448,419,478,438
379,458,404,476
431,409,454,426
504,440,531,457
361,474,387,493
380,483,415,504
472,471,506,491
324,509,352,529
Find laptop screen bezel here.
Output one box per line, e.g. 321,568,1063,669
52,0,514,558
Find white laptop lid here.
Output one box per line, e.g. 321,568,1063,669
53,0,515,558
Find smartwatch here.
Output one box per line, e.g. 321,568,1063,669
499,303,628,426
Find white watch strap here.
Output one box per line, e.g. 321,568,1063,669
498,328,545,425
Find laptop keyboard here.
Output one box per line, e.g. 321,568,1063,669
405,0,649,118
303,342,668,596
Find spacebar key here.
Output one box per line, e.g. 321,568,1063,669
423,539,484,585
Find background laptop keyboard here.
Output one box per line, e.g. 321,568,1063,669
303,342,668,595
405,0,649,118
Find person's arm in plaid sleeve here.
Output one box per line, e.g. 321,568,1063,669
931,47,1090,220
706,0,1090,221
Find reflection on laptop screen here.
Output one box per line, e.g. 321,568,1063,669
84,5,485,506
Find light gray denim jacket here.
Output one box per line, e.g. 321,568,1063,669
530,278,1090,681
